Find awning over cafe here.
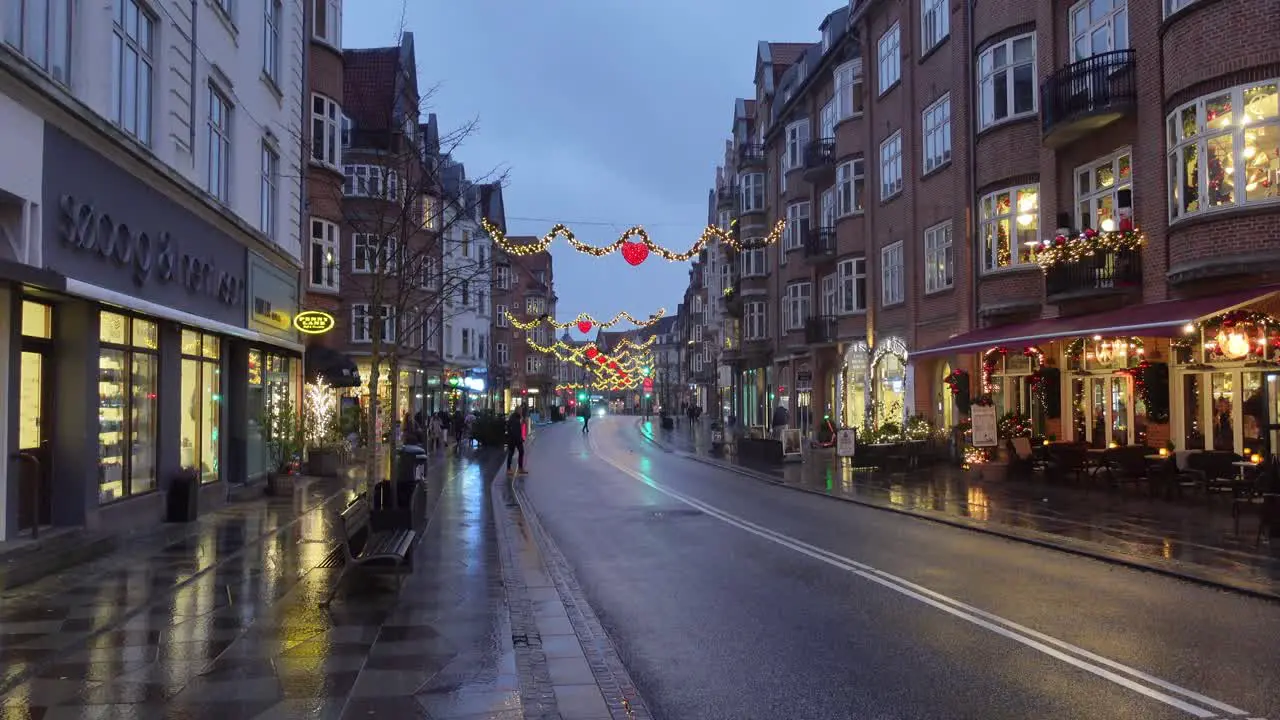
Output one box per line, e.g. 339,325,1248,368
913,286,1280,359
304,345,362,388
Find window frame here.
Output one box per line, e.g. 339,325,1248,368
5,0,73,83
311,94,341,168
343,164,399,201
1163,0,1198,17
820,187,836,228
784,120,810,172
821,273,838,317
833,59,865,121
264,0,281,83
495,304,509,327
820,98,837,140
1070,0,1128,62
837,258,867,314
111,0,154,145
979,184,1041,272
924,221,954,294
207,84,233,203
921,0,949,53
352,234,398,274
978,33,1037,130
922,93,952,174
739,172,766,213
1166,80,1280,222
743,301,768,340
784,202,811,251
877,22,901,95
740,246,768,278
260,141,279,239
309,218,339,291
351,303,370,343
496,342,509,366
880,130,904,200
312,0,340,47
784,281,812,331
1075,148,1133,231
836,159,865,216
881,241,905,306
97,311,160,502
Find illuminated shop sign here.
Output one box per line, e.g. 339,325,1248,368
293,310,335,334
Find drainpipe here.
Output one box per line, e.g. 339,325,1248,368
189,0,198,167
967,0,979,338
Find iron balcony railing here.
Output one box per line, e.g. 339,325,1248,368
804,138,836,171
1044,247,1142,299
804,227,837,260
738,143,765,166
1041,49,1137,136
805,316,838,345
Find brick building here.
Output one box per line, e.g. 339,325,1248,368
701,0,1280,456
492,245,557,413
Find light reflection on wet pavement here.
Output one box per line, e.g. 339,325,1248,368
0,451,517,719
646,420,1280,595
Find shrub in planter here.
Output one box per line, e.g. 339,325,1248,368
471,412,508,447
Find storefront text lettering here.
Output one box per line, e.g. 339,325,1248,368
59,195,243,307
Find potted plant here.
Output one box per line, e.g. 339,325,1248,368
302,380,343,478
264,395,301,496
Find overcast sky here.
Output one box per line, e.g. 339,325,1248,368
345,0,843,334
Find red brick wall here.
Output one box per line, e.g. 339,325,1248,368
1162,0,1280,101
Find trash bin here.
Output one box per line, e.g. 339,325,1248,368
396,444,428,486
661,415,675,431
166,470,199,523
373,445,428,532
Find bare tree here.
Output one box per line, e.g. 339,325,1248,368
316,67,508,481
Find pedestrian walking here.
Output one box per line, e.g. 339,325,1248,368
581,404,591,434
506,409,527,476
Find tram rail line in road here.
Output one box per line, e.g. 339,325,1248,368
587,426,1269,720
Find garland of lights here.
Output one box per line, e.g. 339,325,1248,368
504,308,666,333
980,347,1007,395
526,338,654,384
1035,222,1146,268
481,217,788,266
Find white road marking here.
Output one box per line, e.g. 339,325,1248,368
587,428,1258,719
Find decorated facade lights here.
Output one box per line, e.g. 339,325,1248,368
504,308,666,333
980,347,1008,394
526,339,653,385
480,218,788,267
1034,220,1147,268
1179,310,1277,361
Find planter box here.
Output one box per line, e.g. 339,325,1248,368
306,449,341,478
737,437,783,464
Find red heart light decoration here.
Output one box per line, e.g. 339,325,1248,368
609,361,619,370
585,347,599,359
577,319,593,334
596,355,608,364
621,241,649,266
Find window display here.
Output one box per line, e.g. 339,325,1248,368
181,329,222,483
98,312,158,503
248,351,295,479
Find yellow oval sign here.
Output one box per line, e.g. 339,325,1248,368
293,310,335,335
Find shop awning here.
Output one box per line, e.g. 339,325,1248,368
913,286,1280,358
305,345,362,388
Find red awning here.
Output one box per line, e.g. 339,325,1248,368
913,286,1280,358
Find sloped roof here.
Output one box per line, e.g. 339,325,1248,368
769,42,812,67
343,47,399,129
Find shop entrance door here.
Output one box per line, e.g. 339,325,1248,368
1083,374,1134,448
16,346,52,532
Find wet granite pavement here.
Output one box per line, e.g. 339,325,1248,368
641,418,1280,598
0,449,531,719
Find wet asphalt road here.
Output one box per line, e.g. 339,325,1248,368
520,417,1280,720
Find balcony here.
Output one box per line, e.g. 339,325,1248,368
716,184,737,210
1041,50,1137,148
802,138,836,182
738,143,765,168
724,284,743,317
805,316,838,346
804,227,837,264
1044,247,1143,302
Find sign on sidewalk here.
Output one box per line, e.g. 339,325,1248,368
970,405,998,448
836,428,856,457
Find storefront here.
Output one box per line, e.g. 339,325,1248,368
0,124,302,540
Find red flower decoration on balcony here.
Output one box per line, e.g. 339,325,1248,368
621,241,649,266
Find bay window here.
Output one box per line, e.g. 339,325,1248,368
309,219,339,290
1167,81,1279,221
980,184,1040,271
352,234,397,273
741,247,767,277
343,164,399,201
1076,149,1133,231
744,301,768,340
311,95,342,168
978,34,1036,129
833,59,864,121
313,0,340,46
740,172,765,213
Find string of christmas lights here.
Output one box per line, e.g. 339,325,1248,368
526,338,653,380
480,218,788,266
503,308,666,333
1035,224,1147,268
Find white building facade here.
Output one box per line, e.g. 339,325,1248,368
440,179,492,385
0,0,307,540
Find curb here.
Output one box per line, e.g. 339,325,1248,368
636,420,1280,604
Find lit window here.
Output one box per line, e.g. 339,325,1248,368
1076,148,1133,231
980,184,1040,272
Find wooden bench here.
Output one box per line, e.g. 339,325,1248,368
321,496,417,606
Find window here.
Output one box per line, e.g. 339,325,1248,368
821,274,838,317
264,0,281,82
460,280,470,306
881,242,904,306
980,185,1040,271
739,172,765,213
744,301,768,340
837,258,867,313
820,98,836,140
833,60,864,121
922,94,952,173
785,120,810,172
179,329,221,484
922,0,949,52
213,0,232,17
313,0,340,45
820,188,836,229
422,256,439,290
495,265,511,290
1164,0,1198,16
496,342,509,366
1070,0,1128,61
311,95,341,167
779,149,788,194
461,328,472,356
741,247,767,277
978,34,1036,129
309,219,338,290
350,304,394,343
343,165,399,201
784,203,810,251
462,230,472,258
880,131,903,199
877,22,901,94
207,85,232,202
479,334,488,361
421,195,436,229
526,297,545,316
98,312,159,503
785,282,812,331
693,354,704,373
352,235,397,274
836,160,865,215
260,142,278,239
4,0,71,83
693,324,704,342
496,304,509,327
111,0,153,144
341,114,353,147
526,355,543,375
443,324,452,354
1167,81,1279,221
1076,149,1133,230
924,222,954,293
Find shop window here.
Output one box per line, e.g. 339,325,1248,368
181,329,222,483
98,311,159,503
21,300,51,338
247,350,293,480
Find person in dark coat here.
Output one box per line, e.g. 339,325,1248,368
506,409,527,475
